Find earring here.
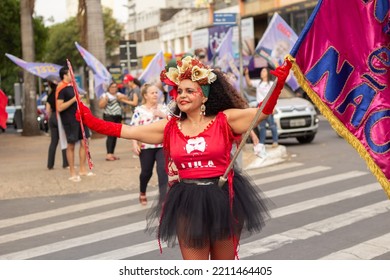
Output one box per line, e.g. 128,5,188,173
167,100,181,118
200,103,206,116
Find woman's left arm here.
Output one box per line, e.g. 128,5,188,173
227,60,292,134
225,108,268,134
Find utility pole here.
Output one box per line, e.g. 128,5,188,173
237,13,243,96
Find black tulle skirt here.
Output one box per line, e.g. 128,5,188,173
146,169,272,248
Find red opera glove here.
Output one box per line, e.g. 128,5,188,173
259,60,292,115
76,102,122,138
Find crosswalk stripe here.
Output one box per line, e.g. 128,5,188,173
0,191,156,229
0,167,355,246
0,222,146,260
239,200,390,258
246,162,304,176
0,204,150,245
272,183,380,218
0,165,330,231
266,170,367,197
1,182,381,260
254,166,331,185
82,195,390,260
82,240,167,260
319,233,390,260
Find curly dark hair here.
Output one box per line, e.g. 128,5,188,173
172,70,248,119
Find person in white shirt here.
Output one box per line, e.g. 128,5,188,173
245,67,279,147
98,82,127,161
130,84,168,205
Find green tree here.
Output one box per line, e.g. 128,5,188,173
44,7,123,72
103,7,124,59
44,18,84,68
0,0,48,102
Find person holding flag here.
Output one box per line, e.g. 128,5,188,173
56,66,92,182
244,67,279,148
75,55,291,259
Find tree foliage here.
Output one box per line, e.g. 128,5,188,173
0,1,123,100
43,17,84,68
0,0,48,99
44,7,124,69
103,7,124,59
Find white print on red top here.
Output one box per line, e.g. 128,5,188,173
185,137,206,153
181,137,215,169
180,160,216,169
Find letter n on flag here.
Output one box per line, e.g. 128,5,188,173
286,0,390,197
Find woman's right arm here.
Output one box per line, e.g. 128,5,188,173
120,119,167,144
77,102,167,144
244,68,253,87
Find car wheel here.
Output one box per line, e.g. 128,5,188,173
296,134,316,144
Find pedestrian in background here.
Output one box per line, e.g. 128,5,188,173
122,74,141,123
46,80,69,170
56,66,92,182
130,83,168,205
99,82,126,161
245,67,279,148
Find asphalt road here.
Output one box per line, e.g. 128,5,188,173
0,119,389,260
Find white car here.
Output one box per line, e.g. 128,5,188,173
5,106,17,128
245,87,319,144
272,89,319,143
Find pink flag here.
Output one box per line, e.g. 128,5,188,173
288,0,390,197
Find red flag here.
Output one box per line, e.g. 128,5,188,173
0,89,8,130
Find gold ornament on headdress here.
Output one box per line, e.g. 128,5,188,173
161,56,217,98
167,56,216,86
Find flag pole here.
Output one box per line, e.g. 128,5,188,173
218,77,278,187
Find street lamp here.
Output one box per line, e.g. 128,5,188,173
123,3,137,71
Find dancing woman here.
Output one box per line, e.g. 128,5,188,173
77,56,291,259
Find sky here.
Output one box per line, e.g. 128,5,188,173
34,0,128,25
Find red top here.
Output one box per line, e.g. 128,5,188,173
164,112,240,179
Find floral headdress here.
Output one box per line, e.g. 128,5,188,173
160,56,217,98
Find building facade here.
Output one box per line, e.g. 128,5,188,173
124,0,318,68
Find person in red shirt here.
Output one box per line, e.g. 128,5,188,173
77,56,291,260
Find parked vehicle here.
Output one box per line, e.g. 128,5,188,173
244,86,319,144
5,105,18,129
37,105,49,132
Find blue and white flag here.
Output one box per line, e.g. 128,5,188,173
75,42,112,98
255,13,299,90
213,27,234,72
5,53,62,82
138,50,166,85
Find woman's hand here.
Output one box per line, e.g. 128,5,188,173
132,140,140,155
75,102,122,138
153,109,166,119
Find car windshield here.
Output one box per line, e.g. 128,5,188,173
6,107,16,114
279,88,295,99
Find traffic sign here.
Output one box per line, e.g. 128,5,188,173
119,40,138,68
213,13,237,26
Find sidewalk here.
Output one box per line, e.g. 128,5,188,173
0,132,286,200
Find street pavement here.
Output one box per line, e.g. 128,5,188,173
0,131,286,200
1,120,390,261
